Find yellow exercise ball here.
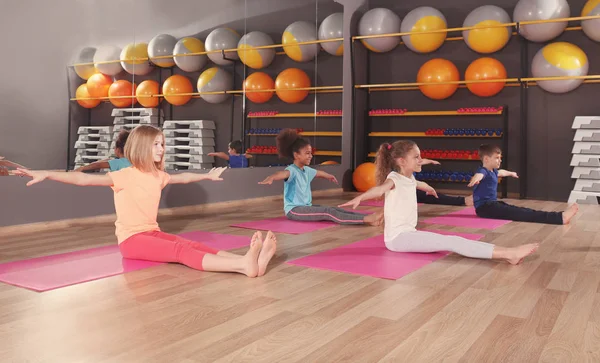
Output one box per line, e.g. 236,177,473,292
401,6,447,54
463,5,511,54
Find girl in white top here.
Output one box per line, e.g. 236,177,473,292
340,140,540,265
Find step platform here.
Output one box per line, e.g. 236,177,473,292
74,141,111,150
574,179,600,192
572,142,600,155
77,134,112,142
164,154,215,163
163,120,216,130
165,162,213,170
163,129,215,138
111,108,159,117
113,124,143,133
572,116,600,129
74,155,107,164
164,137,216,147
574,129,600,142
568,190,600,204
75,149,112,157
571,166,600,180
113,115,159,125
165,146,215,155
77,126,113,135
570,154,600,167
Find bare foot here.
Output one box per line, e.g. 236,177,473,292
562,203,579,224
464,195,474,206
258,231,277,277
365,211,384,226
242,231,262,277
505,243,539,265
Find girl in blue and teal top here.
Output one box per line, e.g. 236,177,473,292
75,130,132,172
259,129,383,226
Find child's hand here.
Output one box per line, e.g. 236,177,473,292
423,184,438,198
338,197,361,210
467,173,484,187
259,176,274,185
205,167,226,181
326,174,338,184
509,172,519,178
207,152,217,156
14,168,48,186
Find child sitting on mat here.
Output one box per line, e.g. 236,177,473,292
16,125,277,278
208,140,252,168
468,144,578,224
340,140,540,265
259,128,383,226
74,130,132,172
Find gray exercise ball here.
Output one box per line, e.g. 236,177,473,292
318,13,344,56
358,8,401,53
513,0,570,42
582,0,600,42
205,28,241,65
148,34,177,68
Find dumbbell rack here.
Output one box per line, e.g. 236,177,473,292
163,120,216,171
367,106,509,198
568,116,600,204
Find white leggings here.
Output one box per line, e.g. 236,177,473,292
385,230,495,259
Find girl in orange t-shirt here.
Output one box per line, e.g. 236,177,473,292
16,125,277,278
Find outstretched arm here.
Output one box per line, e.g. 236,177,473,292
74,160,111,172
207,152,230,161
14,168,112,187
0,158,27,169
315,170,338,184
421,158,441,166
416,181,438,198
498,169,518,178
169,167,226,184
258,170,290,185
467,173,485,187
338,179,395,209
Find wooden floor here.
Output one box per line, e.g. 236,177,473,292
1,192,600,362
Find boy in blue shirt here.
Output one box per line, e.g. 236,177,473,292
468,144,578,224
209,140,252,168
74,130,132,172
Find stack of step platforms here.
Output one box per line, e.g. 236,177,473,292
74,126,113,170
109,108,160,157
568,116,600,204
163,120,216,170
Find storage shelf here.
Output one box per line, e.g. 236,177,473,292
247,131,342,137
248,113,342,118
370,110,502,117
368,132,501,138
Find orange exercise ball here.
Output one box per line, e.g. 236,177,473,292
86,73,112,98
163,75,193,106
244,72,274,104
136,80,161,108
275,68,311,104
353,162,377,192
108,80,137,108
417,58,460,100
75,84,101,109
465,57,507,97
320,160,339,165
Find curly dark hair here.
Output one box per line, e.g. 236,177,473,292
276,128,310,160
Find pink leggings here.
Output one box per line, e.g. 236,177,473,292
119,230,220,271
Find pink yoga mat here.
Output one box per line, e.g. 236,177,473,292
231,208,372,235
0,231,251,292
287,230,485,280
422,207,511,230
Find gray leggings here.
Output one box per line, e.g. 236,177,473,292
286,205,366,225
385,230,495,259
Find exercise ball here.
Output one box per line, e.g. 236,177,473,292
173,37,208,72
120,43,153,75
148,34,177,68
358,8,401,53
163,75,193,106
86,73,113,98
463,5,511,53
74,47,97,80
531,42,588,93
320,160,339,165
275,68,311,104
513,0,570,42
205,28,241,65
353,162,377,192
417,58,460,100
582,0,600,42
238,31,275,69
93,45,123,76
75,84,101,109
136,80,161,108
197,67,233,104
318,13,344,56
465,57,507,97
108,80,137,108
243,72,275,104
401,6,447,53
282,21,319,62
